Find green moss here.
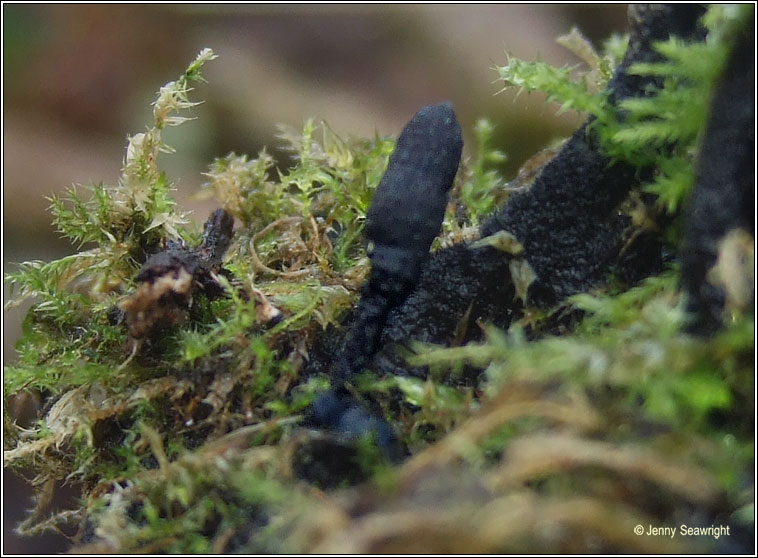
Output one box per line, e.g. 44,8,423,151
497,5,751,216
456,118,508,223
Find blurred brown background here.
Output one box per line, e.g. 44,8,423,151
3,4,627,553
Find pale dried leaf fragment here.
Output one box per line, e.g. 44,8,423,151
706,228,754,318
118,267,194,339
251,286,284,325
509,258,537,305
557,27,603,71
470,229,524,255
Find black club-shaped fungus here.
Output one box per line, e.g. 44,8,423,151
337,102,463,381
306,103,463,460
365,102,463,292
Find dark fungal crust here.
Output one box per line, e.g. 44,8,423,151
480,120,636,305
9,8,753,551
680,26,755,334
378,4,709,357
609,5,707,105
375,243,517,384
481,4,707,305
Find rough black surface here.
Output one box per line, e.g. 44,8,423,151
376,243,516,382
133,250,202,292
199,208,235,267
335,103,463,381
481,122,636,305
481,4,706,306
609,5,707,105
680,27,755,334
